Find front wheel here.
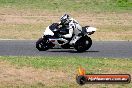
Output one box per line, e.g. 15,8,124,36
36,38,50,51
74,36,92,52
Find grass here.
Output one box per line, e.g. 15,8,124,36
0,56,131,71
0,1,131,88
0,24,43,39
0,11,132,40
0,56,132,88
0,0,131,12
0,0,132,40
0,23,132,40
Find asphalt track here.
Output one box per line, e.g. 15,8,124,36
0,40,132,58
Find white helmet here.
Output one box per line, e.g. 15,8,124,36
60,14,70,25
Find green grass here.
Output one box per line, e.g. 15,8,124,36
0,0,131,12
0,56,132,88
0,56,132,73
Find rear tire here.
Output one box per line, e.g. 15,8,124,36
74,36,92,52
36,38,50,51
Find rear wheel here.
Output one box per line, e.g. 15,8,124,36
74,36,92,52
36,38,50,51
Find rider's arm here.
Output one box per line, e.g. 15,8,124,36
63,22,75,38
63,28,73,38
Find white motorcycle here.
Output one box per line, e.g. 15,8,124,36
36,23,96,52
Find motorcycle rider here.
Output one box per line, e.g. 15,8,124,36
58,14,82,45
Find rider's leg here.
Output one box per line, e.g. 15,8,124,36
69,35,81,45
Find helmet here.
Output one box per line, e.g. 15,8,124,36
60,14,70,25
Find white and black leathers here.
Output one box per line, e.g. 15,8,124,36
59,18,82,45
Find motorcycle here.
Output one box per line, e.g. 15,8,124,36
36,23,96,52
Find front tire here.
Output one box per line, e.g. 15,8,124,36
74,36,92,52
36,38,50,51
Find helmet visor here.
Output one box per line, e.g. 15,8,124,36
61,19,67,24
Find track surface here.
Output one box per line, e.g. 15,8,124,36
0,40,132,58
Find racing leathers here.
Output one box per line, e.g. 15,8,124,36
59,18,82,45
